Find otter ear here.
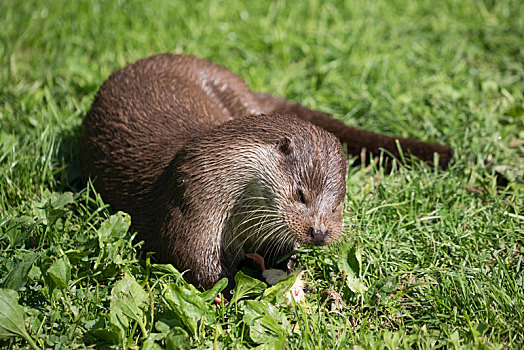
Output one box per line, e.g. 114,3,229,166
276,136,293,155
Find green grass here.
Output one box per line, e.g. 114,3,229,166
1,0,523,348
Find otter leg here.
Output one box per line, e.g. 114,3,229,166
255,93,452,169
212,267,238,303
215,264,238,300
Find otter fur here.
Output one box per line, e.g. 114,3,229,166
81,53,451,291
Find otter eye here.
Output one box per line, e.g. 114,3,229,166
297,189,306,204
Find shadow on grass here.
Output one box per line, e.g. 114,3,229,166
55,123,85,194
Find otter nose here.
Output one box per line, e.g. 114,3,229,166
308,227,328,245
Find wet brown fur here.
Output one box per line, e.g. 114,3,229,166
81,53,451,290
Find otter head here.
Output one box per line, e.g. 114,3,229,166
220,115,348,266
270,128,348,248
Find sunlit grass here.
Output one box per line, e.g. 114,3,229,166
1,0,522,348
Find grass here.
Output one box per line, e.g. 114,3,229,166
0,0,522,348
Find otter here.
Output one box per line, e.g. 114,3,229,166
81,53,451,292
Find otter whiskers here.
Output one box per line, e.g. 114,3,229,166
225,196,293,265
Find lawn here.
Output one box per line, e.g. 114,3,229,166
1,0,523,348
